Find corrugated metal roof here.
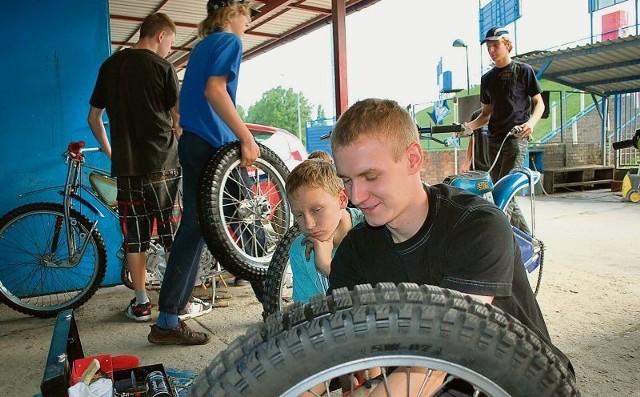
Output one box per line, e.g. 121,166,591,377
108,0,381,73
516,34,640,97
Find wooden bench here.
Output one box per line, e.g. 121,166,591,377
543,165,614,194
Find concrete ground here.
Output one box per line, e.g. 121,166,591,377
1,189,639,396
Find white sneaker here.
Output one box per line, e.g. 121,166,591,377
178,297,212,320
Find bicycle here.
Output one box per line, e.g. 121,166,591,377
0,141,216,318
262,124,544,318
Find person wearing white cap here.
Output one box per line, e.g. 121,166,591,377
465,26,545,235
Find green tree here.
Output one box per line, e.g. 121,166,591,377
245,86,311,140
237,105,246,120
316,104,327,121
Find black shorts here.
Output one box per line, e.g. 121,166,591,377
117,168,181,253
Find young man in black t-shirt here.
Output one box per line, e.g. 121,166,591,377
88,13,211,323
465,27,545,234
329,98,572,395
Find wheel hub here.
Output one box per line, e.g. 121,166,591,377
236,196,271,221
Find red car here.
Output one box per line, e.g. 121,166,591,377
247,123,308,170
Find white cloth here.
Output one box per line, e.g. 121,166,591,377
67,378,113,397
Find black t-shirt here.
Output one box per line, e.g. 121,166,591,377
90,48,180,177
329,184,572,370
480,61,542,142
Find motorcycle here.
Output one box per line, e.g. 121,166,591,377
262,124,544,318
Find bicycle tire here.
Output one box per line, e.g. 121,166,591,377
191,283,579,397
197,141,291,282
0,202,107,318
262,224,301,319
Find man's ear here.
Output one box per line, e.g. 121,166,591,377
406,142,424,174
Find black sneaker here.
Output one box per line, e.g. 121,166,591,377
147,320,211,345
125,298,152,322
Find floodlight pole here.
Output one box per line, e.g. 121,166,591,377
452,39,470,95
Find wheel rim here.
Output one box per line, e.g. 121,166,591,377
629,191,640,203
0,209,100,313
216,158,291,268
280,356,510,396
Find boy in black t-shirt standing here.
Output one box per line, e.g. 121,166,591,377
465,26,545,234
329,98,572,395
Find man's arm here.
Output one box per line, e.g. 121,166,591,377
467,294,494,304
460,136,474,173
517,93,545,138
464,103,491,131
169,105,182,139
204,76,259,166
87,106,112,159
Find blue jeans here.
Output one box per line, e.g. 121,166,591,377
158,132,216,315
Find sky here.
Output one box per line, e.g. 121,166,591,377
236,0,636,118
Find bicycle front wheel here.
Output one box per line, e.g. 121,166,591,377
0,202,107,318
197,142,292,281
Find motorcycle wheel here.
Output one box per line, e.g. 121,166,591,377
191,283,579,397
120,246,216,290
262,224,300,319
197,141,291,282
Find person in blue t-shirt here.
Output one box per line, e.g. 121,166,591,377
286,152,365,304
148,0,259,346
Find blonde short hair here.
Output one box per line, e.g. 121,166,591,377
286,159,343,200
198,3,251,38
307,150,333,163
330,98,418,161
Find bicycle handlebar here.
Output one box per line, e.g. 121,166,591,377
612,130,639,150
417,124,467,135
65,141,102,159
613,139,636,150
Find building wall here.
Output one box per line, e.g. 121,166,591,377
421,142,604,184
0,1,122,285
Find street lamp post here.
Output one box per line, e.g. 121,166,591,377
452,38,470,95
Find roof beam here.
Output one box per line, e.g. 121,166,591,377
544,58,640,78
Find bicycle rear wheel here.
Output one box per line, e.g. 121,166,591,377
0,202,107,318
197,142,291,281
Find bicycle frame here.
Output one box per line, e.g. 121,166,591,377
18,142,108,267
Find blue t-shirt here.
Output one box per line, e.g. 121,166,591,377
179,31,242,148
289,207,364,303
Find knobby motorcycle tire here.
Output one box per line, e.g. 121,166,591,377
190,283,579,397
0,202,107,318
197,141,291,282
261,224,301,319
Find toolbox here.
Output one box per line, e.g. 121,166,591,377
39,309,182,397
